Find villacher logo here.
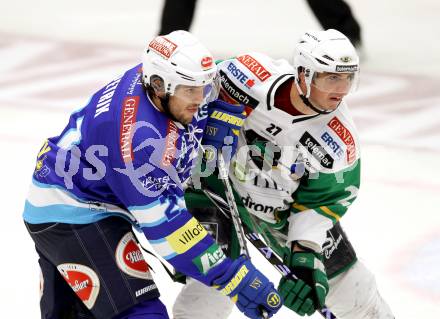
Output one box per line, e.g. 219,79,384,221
57,263,100,309
115,232,152,280
179,221,206,245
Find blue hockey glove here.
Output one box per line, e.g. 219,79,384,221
213,256,282,319
202,100,246,157
278,248,329,316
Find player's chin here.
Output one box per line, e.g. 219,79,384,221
178,117,191,125
180,112,196,124
325,97,342,110
187,106,199,116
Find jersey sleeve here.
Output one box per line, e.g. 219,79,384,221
105,121,231,286
286,159,361,250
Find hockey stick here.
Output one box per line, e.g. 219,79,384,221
217,153,249,256
217,153,268,319
201,179,337,319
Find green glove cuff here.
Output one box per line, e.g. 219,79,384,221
291,252,325,273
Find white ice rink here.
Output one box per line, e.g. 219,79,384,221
1,0,439,317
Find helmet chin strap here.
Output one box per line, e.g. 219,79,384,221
295,78,336,115
144,83,186,126
158,93,178,121
299,94,335,115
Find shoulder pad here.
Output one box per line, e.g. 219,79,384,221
217,53,293,109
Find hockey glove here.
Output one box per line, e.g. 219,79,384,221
278,249,329,316
202,100,246,157
213,255,282,319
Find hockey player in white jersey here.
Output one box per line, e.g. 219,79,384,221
174,29,395,318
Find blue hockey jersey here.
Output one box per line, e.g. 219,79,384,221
23,64,231,286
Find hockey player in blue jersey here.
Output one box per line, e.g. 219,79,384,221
23,30,282,319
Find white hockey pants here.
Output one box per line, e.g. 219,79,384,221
172,260,394,319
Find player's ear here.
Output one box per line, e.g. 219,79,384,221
150,75,166,97
297,67,306,84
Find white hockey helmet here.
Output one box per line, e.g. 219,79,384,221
293,29,360,98
142,30,217,102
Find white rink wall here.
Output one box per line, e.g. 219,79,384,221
0,0,439,318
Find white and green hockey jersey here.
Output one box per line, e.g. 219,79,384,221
217,53,361,251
